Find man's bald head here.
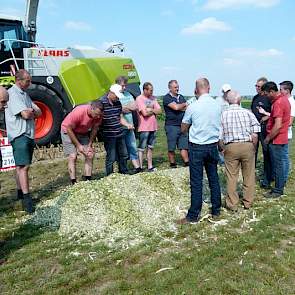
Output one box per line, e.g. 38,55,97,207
195,78,210,96
0,86,9,111
226,90,241,105
15,69,32,90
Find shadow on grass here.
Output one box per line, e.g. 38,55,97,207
0,169,107,218
0,174,68,217
0,224,46,262
0,187,73,262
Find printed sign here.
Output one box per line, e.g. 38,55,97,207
0,137,16,172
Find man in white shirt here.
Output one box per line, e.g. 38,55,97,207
279,81,295,182
216,84,231,112
216,84,231,165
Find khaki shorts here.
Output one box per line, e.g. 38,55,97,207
61,131,89,156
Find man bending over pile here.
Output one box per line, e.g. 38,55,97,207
61,101,103,184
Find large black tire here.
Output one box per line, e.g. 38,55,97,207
27,84,65,146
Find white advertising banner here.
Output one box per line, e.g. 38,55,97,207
0,137,16,172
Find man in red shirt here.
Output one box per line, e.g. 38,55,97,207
61,101,103,184
263,82,290,198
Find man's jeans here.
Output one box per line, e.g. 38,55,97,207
281,141,290,183
186,142,221,221
122,129,138,160
104,136,128,176
269,143,288,194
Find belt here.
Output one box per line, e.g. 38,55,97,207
225,141,252,145
189,142,218,147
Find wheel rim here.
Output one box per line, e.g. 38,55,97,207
34,101,53,140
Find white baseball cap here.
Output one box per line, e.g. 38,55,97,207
221,84,231,93
109,84,123,99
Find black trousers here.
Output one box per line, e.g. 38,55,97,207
255,123,273,185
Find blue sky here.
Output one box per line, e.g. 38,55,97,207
2,0,295,96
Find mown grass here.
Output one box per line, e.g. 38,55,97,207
1,109,295,295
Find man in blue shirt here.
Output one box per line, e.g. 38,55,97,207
178,78,222,224
163,80,189,168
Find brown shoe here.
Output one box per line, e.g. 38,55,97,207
176,217,199,225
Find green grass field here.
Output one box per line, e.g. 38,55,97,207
1,111,295,295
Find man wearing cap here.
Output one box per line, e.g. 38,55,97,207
215,84,231,165
115,76,142,174
216,84,231,111
99,84,134,175
250,77,272,188
163,80,189,168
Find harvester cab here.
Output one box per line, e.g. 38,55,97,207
0,0,141,146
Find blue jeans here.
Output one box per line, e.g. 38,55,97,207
269,143,287,194
281,142,289,183
122,129,138,160
138,131,156,151
103,136,128,176
186,142,221,220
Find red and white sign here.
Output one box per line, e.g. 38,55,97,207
35,49,70,57
0,137,16,172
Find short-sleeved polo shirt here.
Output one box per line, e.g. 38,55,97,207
100,94,123,138
163,93,186,126
5,84,35,142
61,104,102,134
136,94,161,132
267,93,290,144
119,91,134,125
182,93,222,145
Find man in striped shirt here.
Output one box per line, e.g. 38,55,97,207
219,90,260,210
100,84,134,176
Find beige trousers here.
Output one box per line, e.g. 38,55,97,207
224,142,256,210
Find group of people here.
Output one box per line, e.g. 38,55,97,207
61,76,162,185
0,70,165,213
0,69,294,219
178,77,293,224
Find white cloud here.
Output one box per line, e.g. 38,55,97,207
227,47,283,57
181,17,231,35
161,10,174,16
65,21,92,31
203,0,280,10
